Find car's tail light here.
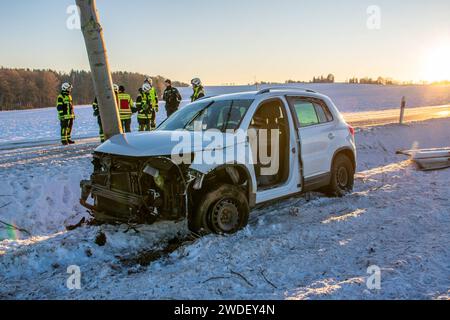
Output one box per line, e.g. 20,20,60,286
348,125,355,137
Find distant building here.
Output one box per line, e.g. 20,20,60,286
312,74,335,83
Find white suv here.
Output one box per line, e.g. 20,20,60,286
80,87,356,234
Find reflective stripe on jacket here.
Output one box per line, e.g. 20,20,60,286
56,92,74,120
136,89,158,120
117,93,134,120
191,86,205,102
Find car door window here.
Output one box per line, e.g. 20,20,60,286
313,103,328,123
314,102,333,123
293,101,320,127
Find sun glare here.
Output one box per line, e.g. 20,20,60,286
423,43,450,83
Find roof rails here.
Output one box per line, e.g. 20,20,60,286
256,86,317,95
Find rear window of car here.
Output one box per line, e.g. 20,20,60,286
314,102,333,123
289,97,334,127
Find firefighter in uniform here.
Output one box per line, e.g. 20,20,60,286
117,85,134,133
136,80,158,131
190,78,205,102
92,98,105,142
163,79,182,118
57,82,75,145
92,84,119,142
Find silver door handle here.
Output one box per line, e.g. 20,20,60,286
328,133,336,140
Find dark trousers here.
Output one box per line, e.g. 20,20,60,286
97,117,105,142
166,105,178,118
60,119,74,143
138,118,152,132
150,110,156,130
121,119,132,133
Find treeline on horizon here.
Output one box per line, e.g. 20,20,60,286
0,68,188,111
262,75,450,86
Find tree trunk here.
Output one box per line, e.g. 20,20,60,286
75,0,122,139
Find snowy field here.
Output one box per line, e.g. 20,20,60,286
1,84,450,147
0,118,449,300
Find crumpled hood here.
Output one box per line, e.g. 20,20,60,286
95,130,243,157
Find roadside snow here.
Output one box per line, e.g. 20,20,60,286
0,118,449,300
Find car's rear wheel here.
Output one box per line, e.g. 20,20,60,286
325,154,355,197
188,184,249,235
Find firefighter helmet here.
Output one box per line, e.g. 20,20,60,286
61,82,73,92
144,78,153,86
142,82,152,93
191,78,202,87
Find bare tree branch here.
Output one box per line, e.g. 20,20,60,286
0,202,31,236
202,276,231,284
230,269,254,287
0,202,12,210
0,220,31,236
260,269,278,289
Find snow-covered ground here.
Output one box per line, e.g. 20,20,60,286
1,84,450,147
0,118,449,300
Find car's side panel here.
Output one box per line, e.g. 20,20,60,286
299,122,335,178
286,96,338,179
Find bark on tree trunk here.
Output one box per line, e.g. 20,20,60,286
75,0,122,139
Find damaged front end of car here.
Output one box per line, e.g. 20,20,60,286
80,152,198,224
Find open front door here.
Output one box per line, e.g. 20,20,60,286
252,97,302,204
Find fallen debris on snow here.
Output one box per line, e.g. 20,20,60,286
397,148,450,171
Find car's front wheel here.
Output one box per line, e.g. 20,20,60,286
188,184,249,235
325,154,355,197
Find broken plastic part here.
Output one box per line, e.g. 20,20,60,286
225,167,240,185
143,164,165,189
192,174,205,190
143,165,159,177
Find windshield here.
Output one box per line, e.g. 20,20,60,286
158,99,254,132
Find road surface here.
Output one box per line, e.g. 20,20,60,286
0,104,449,160
343,104,450,127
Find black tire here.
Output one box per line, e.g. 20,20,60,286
325,154,355,197
188,184,249,235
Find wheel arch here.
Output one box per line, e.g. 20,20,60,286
331,147,356,172
197,164,256,206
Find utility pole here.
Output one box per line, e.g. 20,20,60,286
76,0,122,139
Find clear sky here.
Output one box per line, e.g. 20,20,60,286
0,0,449,85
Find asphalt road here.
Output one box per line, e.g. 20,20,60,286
343,104,450,127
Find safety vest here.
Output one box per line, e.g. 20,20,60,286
56,93,74,120
137,89,158,120
93,98,100,117
191,86,205,102
117,92,133,120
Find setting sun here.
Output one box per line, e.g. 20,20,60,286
423,43,450,82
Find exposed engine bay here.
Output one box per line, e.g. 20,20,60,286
80,152,197,224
